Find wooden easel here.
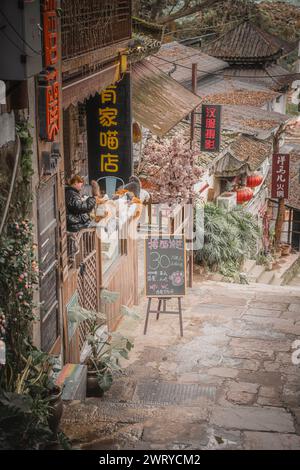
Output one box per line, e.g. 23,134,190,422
143,296,183,337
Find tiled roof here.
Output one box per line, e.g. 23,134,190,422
164,119,237,169
202,89,279,107
132,60,201,136
221,105,289,138
165,119,273,175
202,21,296,64
196,75,273,96
148,41,228,85
212,135,272,177
223,65,300,92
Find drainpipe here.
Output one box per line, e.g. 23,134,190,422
297,39,300,74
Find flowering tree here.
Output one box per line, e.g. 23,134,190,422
138,135,203,204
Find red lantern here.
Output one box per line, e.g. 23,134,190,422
235,186,253,204
246,173,263,188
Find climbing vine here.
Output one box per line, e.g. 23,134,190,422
0,120,60,449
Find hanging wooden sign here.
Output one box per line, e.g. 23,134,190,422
38,69,59,141
38,0,59,142
200,104,222,152
86,72,132,184
43,0,58,67
271,153,290,199
86,73,132,183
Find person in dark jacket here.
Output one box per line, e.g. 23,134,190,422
65,175,99,232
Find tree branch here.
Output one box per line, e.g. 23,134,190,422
157,0,223,24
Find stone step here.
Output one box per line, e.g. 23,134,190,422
247,264,266,282
56,363,87,402
242,259,257,274
257,270,275,285
270,273,285,286
191,280,300,297
288,276,300,287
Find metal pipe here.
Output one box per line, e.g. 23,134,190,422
0,133,21,236
190,63,197,148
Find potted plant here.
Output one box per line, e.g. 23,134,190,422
45,382,63,435
280,243,291,256
26,351,64,435
68,289,138,397
85,327,133,397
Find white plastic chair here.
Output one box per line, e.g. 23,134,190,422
97,176,124,198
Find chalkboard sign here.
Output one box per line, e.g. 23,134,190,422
145,235,186,297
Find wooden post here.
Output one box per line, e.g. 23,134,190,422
288,207,292,245
275,198,286,249
188,197,193,287
159,209,163,235
190,63,197,148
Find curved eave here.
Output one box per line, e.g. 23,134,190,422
215,51,282,65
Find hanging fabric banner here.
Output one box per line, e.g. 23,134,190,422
200,104,222,152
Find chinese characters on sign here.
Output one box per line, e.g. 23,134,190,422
86,73,132,183
200,104,222,152
145,236,186,297
271,154,290,199
38,69,59,141
38,0,59,141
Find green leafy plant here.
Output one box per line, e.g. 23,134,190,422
0,120,65,449
0,391,52,450
195,203,261,282
69,289,137,395
256,250,274,268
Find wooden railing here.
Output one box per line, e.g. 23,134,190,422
67,228,101,351
61,0,131,61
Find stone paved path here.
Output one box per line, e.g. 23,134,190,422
61,281,300,450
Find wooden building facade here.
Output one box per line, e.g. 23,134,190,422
59,0,137,364
0,0,137,366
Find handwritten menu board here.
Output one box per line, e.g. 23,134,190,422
145,236,186,297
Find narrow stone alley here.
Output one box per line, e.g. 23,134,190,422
61,281,300,450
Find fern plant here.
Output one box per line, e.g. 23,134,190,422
69,290,138,394
195,203,261,280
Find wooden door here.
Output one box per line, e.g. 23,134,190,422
38,176,60,352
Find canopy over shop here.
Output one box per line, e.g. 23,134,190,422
132,60,201,136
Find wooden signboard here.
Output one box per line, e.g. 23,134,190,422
86,72,132,184
271,153,290,199
200,104,222,152
145,235,186,297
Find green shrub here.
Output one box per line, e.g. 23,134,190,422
195,203,261,280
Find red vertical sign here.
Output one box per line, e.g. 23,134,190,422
271,153,290,199
38,0,59,141
201,104,221,152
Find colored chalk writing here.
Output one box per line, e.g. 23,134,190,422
145,236,186,297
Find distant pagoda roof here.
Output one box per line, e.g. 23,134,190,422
203,21,297,65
